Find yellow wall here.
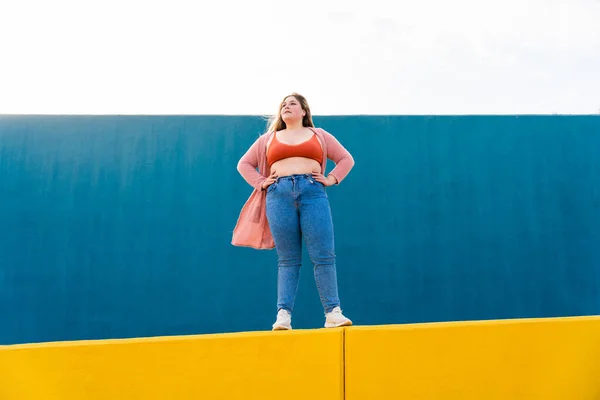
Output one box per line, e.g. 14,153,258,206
345,316,600,399
0,329,344,400
2,316,600,399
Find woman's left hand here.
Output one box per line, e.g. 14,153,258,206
312,172,337,187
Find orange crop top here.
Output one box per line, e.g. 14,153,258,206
266,132,323,169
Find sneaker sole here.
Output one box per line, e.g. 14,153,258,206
324,319,352,328
272,325,292,331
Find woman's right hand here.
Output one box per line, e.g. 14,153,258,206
261,172,278,190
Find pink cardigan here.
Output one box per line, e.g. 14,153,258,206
232,127,355,249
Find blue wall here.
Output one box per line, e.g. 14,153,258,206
1,115,599,345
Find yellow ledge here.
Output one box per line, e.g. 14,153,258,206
0,328,345,400
1,315,599,399
346,315,600,399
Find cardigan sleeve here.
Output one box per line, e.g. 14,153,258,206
322,129,355,184
237,136,268,191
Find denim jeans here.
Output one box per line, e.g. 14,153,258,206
265,174,341,314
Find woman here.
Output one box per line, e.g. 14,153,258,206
232,93,354,331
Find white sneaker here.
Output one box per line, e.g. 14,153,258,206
325,306,352,328
272,309,292,331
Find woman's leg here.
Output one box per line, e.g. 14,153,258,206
298,180,341,313
265,180,302,314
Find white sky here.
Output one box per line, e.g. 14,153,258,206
1,0,599,115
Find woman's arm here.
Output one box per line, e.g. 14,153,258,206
322,129,355,184
237,136,267,191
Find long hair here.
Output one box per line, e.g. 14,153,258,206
266,93,315,133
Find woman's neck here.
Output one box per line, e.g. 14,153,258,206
284,120,303,131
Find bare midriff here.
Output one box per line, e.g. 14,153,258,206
269,157,321,176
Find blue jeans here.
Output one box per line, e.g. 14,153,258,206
265,174,341,314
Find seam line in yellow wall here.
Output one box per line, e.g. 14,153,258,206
343,327,347,400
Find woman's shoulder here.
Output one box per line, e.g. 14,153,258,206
255,130,275,142
310,127,329,135
311,127,335,140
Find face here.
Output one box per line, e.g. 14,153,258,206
280,96,305,122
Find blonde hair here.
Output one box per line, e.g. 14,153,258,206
266,93,315,133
